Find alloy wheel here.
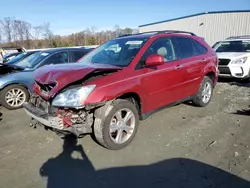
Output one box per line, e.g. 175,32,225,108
201,82,212,104
5,88,26,107
109,108,136,144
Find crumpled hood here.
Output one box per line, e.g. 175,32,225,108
34,63,121,99
217,52,249,59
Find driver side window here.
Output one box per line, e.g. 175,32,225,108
137,37,176,69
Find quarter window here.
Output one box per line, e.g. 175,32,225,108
72,51,89,62
192,40,208,55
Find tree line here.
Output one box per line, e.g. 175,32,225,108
0,17,137,49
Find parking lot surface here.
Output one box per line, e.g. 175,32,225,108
0,81,250,188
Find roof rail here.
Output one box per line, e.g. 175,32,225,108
117,31,158,38
117,30,196,38
226,35,250,40
155,30,196,36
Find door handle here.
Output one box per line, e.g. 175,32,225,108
175,65,183,70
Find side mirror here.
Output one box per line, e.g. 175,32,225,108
145,55,164,67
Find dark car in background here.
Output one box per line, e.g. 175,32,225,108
0,47,95,110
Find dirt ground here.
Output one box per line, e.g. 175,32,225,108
0,80,249,188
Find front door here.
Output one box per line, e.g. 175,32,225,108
136,37,186,114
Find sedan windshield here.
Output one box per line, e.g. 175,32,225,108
215,40,250,53
6,52,32,65
13,51,51,68
78,37,148,67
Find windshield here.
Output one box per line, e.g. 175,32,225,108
215,40,250,53
13,51,51,68
6,52,31,64
78,37,148,67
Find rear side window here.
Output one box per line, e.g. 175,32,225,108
43,52,69,65
72,50,89,62
172,37,195,59
192,40,208,55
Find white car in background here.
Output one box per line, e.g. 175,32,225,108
213,36,250,81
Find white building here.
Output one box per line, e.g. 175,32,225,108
139,10,250,46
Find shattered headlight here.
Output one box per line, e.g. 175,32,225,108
231,57,248,64
52,85,96,107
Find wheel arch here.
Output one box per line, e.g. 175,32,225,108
205,71,216,86
116,92,143,120
0,82,31,95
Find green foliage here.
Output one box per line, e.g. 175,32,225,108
37,40,43,48
124,28,133,34
88,36,96,45
52,40,58,48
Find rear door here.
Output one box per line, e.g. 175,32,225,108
136,37,186,113
172,36,208,97
70,50,90,62
40,51,69,66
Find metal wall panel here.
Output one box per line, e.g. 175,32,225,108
139,12,250,46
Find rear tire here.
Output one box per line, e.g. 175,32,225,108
192,76,213,107
0,85,29,110
93,99,139,150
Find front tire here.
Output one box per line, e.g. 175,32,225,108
0,85,29,110
93,99,139,150
192,76,213,107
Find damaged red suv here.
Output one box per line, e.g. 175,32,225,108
24,30,218,150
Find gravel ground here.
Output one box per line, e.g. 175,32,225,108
0,80,249,188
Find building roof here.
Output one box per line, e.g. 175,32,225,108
139,10,250,27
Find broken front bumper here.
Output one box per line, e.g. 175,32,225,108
23,102,64,130
23,102,93,136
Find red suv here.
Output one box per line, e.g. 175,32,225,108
24,30,218,150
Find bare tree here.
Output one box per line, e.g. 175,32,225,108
32,25,43,48
114,24,121,37
0,30,2,44
42,22,54,47
33,25,43,40
0,17,135,49
90,26,97,44
0,17,14,43
13,20,24,44
11,19,32,47
23,21,32,48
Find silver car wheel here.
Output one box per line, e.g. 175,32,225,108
5,88,26,107
201,82,212,104
109,108,136,144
